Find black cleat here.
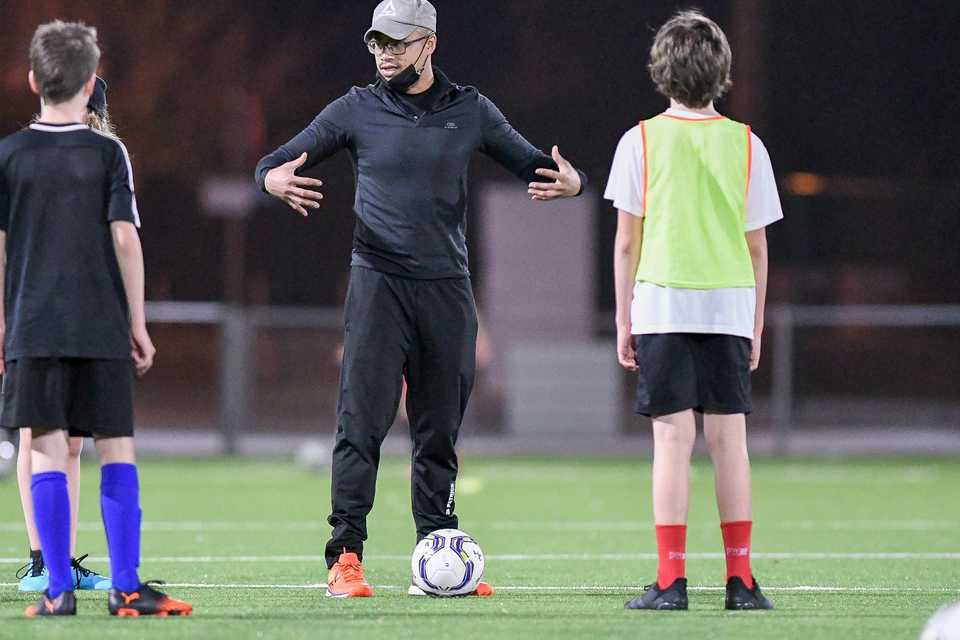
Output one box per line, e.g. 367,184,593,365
625,578,688,610
108,581,194,617
725,576,774,610
25,590,77,618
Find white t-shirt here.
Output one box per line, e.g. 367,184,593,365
604,107,784,339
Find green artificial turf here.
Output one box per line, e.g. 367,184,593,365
1,456,958,639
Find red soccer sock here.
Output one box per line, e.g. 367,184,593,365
720,520,754,589
655,524,687,589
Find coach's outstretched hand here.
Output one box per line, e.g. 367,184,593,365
529,146,581,201
265,152,324,217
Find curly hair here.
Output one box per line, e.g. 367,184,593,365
87,109,119,140
648,10,732,109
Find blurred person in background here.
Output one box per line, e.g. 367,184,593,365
13,76,116,595
256,0,586,598
608,10,782,611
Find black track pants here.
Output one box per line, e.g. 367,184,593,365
325,267,477,568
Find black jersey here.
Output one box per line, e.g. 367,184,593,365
0,122,140,360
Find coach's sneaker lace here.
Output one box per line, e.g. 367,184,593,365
108,580,194,617
326,552,373,598
16,555,49,593
25,590,77,618
625,578,688,610
725,576,773,610
72,554,112,590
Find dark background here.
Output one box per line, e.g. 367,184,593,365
1,1,958,435
2,0,958,309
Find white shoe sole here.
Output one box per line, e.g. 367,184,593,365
408,584,428,596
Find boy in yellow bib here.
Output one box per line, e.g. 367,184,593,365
606,10,783,611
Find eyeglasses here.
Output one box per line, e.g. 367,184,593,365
366,34,432,56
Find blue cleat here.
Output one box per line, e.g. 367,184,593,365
16,556,48,593
72,555,112,590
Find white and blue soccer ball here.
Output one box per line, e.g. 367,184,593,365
411,529,485,597
921,601,960,640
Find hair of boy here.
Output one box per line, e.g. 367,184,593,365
648,9,733,109
29,20,101,104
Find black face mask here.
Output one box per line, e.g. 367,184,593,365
382,63,422,92
380,39,430,93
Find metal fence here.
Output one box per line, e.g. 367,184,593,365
768,305,960,452
143,302,960,455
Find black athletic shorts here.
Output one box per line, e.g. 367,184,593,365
0,358,135,438
633,333,752,417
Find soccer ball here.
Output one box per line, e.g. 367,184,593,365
921,601,960,640
294,439,330,473
411,529,485,597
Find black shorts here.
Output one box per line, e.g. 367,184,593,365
0,358,135,438
633,333,752,417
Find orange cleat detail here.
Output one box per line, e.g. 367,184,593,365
326,552,374,598
158,595,192,616
108,582,193,617
25,591,76,617
471,581,495,597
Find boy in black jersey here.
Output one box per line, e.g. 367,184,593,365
14,75,115,596
0,20,191,617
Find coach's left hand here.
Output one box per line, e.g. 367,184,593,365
529,146,581,201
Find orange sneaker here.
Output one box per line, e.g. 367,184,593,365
326,552,374,598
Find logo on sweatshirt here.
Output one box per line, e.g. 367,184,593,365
444,122,458,130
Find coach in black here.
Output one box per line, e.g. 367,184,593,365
255,0,587,598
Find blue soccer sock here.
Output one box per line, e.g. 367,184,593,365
31,471,73,598
100,463,141,593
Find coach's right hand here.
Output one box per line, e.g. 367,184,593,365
265,152,324,217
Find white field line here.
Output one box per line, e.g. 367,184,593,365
2,552,960,565
0,521,330,533
1,582,957,594
1,519,958,533
491,520,960,531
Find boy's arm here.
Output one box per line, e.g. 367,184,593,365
746,228,768,371
614,210,643,371
111,221,154,377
